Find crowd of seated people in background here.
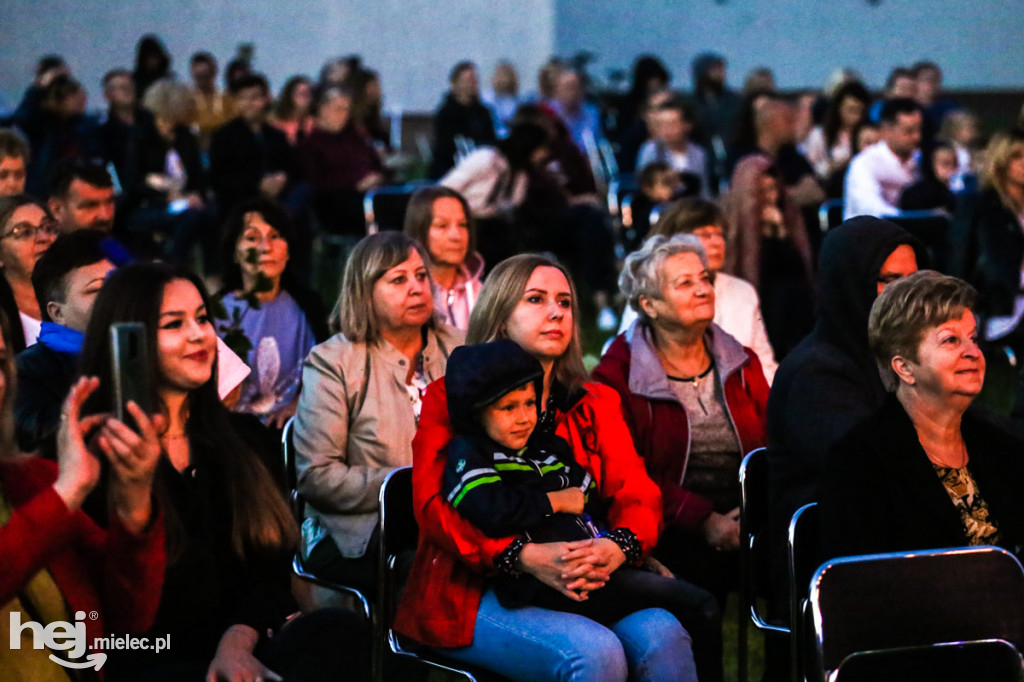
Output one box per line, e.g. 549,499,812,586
3,34,1024,681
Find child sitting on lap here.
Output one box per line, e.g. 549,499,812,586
443,339,667,623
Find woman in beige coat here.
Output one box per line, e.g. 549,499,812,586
293,232,463,591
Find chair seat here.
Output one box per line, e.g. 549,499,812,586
833,639,1024,682
392,634,514,682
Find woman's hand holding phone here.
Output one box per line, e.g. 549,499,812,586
96,401,165,535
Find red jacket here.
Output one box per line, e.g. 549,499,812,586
0,456,166,653
393,378,663,648
592,323,769,531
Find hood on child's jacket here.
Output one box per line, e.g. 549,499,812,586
445,339,544,435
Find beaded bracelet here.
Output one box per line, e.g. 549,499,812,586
605,527,642,564
495,537,528,576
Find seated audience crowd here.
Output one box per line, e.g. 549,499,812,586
2,36,1023,682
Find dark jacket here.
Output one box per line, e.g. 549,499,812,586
10,85,102,197
15,341,78,458
428,93,498,179
899,144,956,214
822,394,1024,560
98,110,138,183
209,117,293,216
114,412,292,669
766,217,927,549
593,322,769,531
969,188,1023,320
442,340,599,540
125,114,206,210
298,125,382,192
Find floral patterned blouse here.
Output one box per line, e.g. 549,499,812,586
933,463,1002,546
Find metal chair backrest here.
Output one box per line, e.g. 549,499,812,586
280,417,302,520
810,546,1024,680
788,502,821,681
738,447,788,682
376,466,505,681
363,184,423,235
739,447,787,632
282,417,371,622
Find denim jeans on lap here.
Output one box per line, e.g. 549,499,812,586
439,588,699,682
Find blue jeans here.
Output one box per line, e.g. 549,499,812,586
439,588,698,682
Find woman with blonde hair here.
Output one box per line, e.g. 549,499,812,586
970,128,1024,341
294,231,463,591
125,78,209,266
394,253,721,682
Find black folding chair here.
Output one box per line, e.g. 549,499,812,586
788,502,821,682
281,417,371,621
363,183,426,234
377,467,510,682
738,447,790,682
809,546,1024,682
888,210,953,272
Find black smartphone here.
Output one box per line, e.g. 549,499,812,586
110,323,151,429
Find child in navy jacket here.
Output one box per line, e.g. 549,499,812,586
442,340,680,625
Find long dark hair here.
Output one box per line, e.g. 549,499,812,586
219,198,298,294
133,34,171,95
217,198,328,341
80,262,298,561
822,81,870,151
273,75,311,121
497,122,551,172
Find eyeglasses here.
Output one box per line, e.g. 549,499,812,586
1,220,59,241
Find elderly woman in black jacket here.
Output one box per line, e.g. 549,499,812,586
822,271,1024,560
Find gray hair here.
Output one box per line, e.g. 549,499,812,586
142,78,196,125
619,233,708,323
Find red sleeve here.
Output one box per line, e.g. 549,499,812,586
412,379,515,572
664,486,715,531
574,384,663,556
743,348,771,420
0,481,80,606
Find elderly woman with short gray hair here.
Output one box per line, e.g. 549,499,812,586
822,271,1024,561
593,233,770,603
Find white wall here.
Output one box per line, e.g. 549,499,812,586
2,0,1022,117
552,0,1024,92
0,0,555,114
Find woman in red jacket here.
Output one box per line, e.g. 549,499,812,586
394,254,721,682
0,310,166,678
593,233,769,606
